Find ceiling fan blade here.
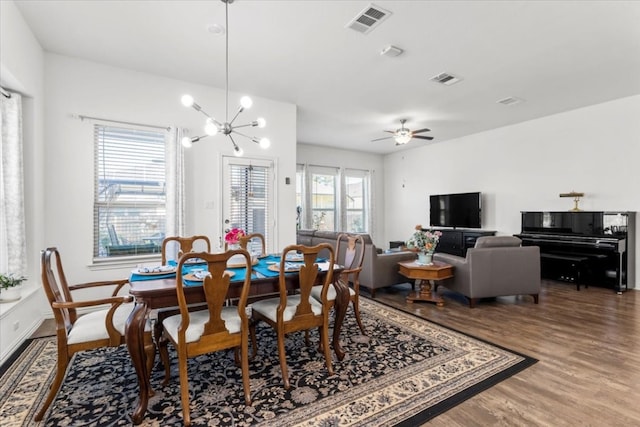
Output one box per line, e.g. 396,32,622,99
371,136,393,142
411,128,431,134
412,135,434,140
383,130,395,134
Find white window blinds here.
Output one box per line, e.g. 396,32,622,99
93,125,167,258
224,158,273,253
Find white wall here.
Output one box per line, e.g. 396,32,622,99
384,94,640,288
296,144,386,246
0,0,47,363
43,53,297,286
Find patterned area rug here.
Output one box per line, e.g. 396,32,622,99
0,299,536,426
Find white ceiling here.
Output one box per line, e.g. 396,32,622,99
13,0,640,154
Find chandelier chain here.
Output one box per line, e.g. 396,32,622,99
225,0,229,123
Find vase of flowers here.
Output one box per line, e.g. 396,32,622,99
225,227,245,250
406,225,442,265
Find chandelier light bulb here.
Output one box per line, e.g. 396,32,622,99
259,138,271,149
256,117,266,128
181,136,193,148
181,94,194,108
240,96,253,109
204,119,219,136
233,146,244,157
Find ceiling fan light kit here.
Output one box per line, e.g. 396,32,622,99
180,0,269,156
372,119,434,145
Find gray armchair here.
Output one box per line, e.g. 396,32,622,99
433,236,540,308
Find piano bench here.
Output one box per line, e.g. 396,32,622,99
540,253,589,291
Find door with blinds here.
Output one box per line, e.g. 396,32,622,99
222,157,274,254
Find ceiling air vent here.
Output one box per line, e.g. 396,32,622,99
496,96,524,106
429,72,463,86
346,3,392,34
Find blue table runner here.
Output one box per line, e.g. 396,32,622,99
129,255,326,284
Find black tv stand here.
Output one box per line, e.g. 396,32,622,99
429,228,496,257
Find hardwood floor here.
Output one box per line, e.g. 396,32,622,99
373,280,640,426
31,281,639,425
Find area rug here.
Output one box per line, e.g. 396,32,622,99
0,298,536,426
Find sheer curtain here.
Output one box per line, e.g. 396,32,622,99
165,127,185,237
0,91,27,275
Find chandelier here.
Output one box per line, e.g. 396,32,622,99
180,0,269,157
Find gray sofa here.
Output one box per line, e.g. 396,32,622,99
296,230,416,297
433,236,541,307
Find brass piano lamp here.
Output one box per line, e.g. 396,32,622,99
559,191,584,211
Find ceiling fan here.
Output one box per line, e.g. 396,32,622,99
372,119,434,145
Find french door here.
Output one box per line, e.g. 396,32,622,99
222,156,275,253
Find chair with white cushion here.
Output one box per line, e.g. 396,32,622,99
310,233,366,335
159,250,253,426
250,243,335,389
155,235,213,358
239,232,266,257
35,247,155,421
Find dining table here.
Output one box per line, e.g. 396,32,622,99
125,254,347,425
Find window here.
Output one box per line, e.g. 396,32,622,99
310,166,337,231
222,157,274,253
297,164,371,233
344,169,368,233
94,125,167,259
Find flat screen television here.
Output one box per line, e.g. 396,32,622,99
429,192,482,229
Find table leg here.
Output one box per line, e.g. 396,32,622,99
332,277,349,361
126,301,151,425
406,279,445,306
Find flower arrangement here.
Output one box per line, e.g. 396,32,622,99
225,227,246,245
406,225,442,253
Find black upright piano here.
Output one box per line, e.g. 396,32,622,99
515,211,635,293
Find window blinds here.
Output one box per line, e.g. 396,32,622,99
93,125,167,258
227,162,270,253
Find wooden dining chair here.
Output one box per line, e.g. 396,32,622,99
161,235,211,265
158,250,253,426
249,243,335,389
155,235,212,345
35,247,155,421
238,232,266,256
310,233,367,335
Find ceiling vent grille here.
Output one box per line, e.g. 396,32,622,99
346,4,392,34
429,72,463,86
497,96,524,106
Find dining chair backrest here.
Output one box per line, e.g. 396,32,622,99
239,232,266,256
336,233,366,283
279,243,335,317
161,235,211,265
174,250,253,342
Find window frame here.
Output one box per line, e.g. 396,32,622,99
297,164,371,233
93,124,168,262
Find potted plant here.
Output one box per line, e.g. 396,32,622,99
0,273,27,302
